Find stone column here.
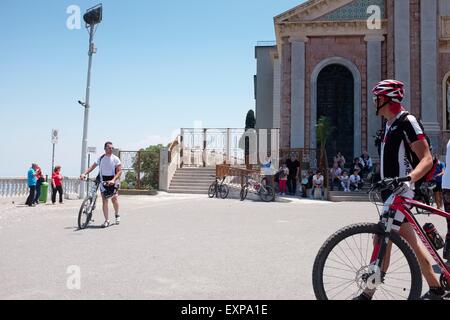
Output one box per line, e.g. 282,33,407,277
273,57,281,129
365,35,384,159
290,36,307,148
421,0,441,151
394,0,411,110
226,128,231,164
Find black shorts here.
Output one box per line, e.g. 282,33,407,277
435,181,443,192
99,176,118,198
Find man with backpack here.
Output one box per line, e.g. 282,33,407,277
80,142,122,228
354,79,444,300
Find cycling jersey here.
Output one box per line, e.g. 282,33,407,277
380,111,426,186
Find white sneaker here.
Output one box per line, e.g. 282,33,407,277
101,221,110,229
115,215,121,225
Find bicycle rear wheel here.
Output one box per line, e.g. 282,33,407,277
208,183,217,198
260,185,274,202
78,197,93,230
312,223,422,300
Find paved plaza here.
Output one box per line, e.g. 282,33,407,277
0,192,446,300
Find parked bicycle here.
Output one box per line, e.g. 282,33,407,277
415,181,436,214
312,177,450,300
77,178,100,229
208,176,230,199
240,176,275,202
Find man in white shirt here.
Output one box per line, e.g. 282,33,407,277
81,142,123,228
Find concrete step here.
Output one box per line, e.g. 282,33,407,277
174,171,216,175
172,173,215,178
168,189,207,194
168,189,209,193
171,178,215,183
328,190,370,202
329,191,368,197
169,185,210,191
168,167,217,195
178,168,216,172
329,196,370,202
170,182,213,188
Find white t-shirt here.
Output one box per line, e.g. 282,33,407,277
313,175,324,187
350,175,361,184
95,154,122,177
442,140,450,189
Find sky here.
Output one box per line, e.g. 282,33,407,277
0,0,303,177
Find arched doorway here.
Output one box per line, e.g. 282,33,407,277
317,64,354,165
310,57,362,168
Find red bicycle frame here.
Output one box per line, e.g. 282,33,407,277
372,194,450,283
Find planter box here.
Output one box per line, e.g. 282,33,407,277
119,189,158,196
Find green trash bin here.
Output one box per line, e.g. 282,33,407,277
39,182,49,203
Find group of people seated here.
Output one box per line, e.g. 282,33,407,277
330,151,374,192
275,151,376,198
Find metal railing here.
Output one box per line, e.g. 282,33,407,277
180,128,280,168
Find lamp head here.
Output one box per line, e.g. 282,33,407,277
83,4,102,26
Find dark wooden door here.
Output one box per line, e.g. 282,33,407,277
317,64,354,167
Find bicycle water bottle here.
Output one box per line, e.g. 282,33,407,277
423,223,445,250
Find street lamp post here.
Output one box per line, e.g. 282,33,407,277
79,4,102,199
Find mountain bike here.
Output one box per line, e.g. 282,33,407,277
312,177,450,300
240,176,275,202
208,176,230,199
77,178,100,230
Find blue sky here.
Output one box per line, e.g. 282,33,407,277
0,0,303,176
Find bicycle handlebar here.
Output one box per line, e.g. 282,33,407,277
368,176,412,193
81,177,98,183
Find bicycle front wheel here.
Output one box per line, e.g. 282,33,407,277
240,187,248,201
219,184,230,199
78,197,93,230
312,223,422,300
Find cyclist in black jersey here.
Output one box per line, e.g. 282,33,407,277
354,80,445,300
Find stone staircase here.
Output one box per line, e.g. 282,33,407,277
168,167,216,194
328,181,372,202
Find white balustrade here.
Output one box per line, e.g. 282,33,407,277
0,177,81,198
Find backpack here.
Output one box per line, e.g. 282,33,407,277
392,112,437,183
95,154,106,183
